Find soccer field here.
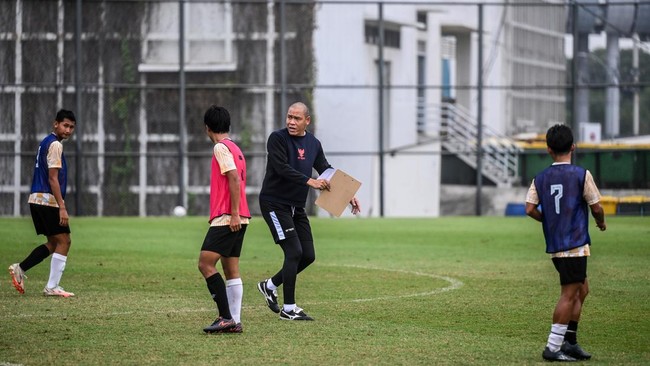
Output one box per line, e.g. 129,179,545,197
1,216,648,365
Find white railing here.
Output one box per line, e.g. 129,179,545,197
418,101,521,186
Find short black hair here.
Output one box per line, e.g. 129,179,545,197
204,105,231,133
546,124,573,154
56,109,76,123
289,102,310,117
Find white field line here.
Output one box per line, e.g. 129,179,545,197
1,264,462,319
323,264,464,303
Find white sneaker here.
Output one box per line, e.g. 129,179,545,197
43,286,75,298
8,263,26,294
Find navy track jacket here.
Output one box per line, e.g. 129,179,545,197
259,128,331,207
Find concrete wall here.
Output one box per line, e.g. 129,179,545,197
441,184,650,216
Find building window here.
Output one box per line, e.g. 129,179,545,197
139,1,235,72
417,11,427,30
441,36,456,100
365,22,401,49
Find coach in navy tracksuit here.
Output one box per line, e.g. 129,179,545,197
256,102,360,321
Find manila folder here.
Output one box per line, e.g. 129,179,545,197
315,169,361,217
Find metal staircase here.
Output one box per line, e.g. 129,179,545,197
420,101,522,186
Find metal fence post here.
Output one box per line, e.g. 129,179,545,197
178,0,187,209
280,0,287,122
378,2,385,217
75,0,83,215
475,3,484,216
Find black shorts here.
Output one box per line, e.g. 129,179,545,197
30,203,71,236
552,256,588,285
201,225,247,257
259,199,313,244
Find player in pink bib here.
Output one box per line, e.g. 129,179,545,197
198,105,251,334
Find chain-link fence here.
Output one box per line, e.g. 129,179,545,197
1,0,649,217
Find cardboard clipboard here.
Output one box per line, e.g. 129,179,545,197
315,169,362,217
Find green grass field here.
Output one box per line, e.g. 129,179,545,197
0,216,648,365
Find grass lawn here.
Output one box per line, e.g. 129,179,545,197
0,216,648,365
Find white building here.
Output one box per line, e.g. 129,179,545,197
312,1,566,217
314,3,441,217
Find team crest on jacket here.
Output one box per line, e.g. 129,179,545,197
297,148,306,160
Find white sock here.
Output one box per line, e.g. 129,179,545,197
546,323,568,352
283,303,296,312
226,278,243,323
266,278,277,291
46,253,67,289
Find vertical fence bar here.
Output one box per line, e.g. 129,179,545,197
378,2,385,217
75,0,83,215
265,0,275,137
13,0,23,216
280,0,287,121
633,33,639,136
571,0,577,132
178,0,187,209
571,0,580,163
475,3,483,216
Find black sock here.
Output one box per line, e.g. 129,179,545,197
19,244,51,272
205,273,232,320
565,321,578,345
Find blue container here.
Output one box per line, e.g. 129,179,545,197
505,203,526,216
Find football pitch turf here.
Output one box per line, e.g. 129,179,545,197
0,216,648,365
